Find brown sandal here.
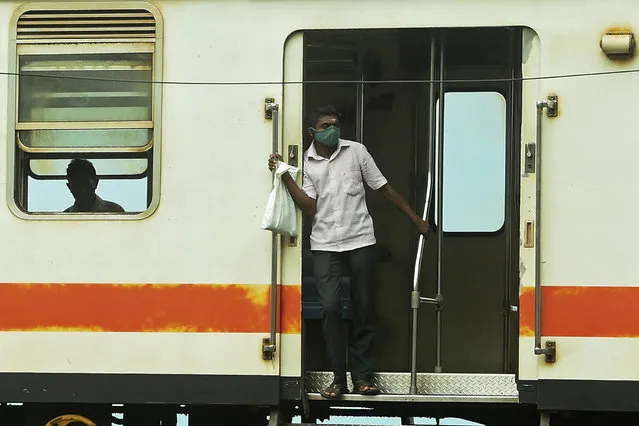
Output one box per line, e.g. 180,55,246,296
321,382,349,399
353,380,380,395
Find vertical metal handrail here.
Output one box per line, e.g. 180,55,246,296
409,34,437,395
533,96,556,358
264,100,280,358
533,101,545,356
434,34,445,374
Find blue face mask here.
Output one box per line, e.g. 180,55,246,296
313,125,340,147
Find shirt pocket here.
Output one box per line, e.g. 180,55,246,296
341,169,363,196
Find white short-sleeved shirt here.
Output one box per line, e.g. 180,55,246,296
302,138,388,252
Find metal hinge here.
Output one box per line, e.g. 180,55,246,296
288,145,298,167
524,142,536,173
535,340,557,364
265,98,278,119
262,337,275,360
537,94,558,118
286,144,299,247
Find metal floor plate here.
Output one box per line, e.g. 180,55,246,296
305,372,518,403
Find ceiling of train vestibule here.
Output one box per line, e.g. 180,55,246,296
304,27,512,77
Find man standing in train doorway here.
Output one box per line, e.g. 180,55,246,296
268,105,430,399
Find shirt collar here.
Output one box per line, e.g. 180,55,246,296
307,138,350,161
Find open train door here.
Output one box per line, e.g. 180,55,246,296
288,27,532,423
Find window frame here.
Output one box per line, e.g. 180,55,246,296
6,1,164,220
433,89,508,235
431,68,512,237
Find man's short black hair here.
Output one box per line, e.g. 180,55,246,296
66,158,97,181
308,105,340,128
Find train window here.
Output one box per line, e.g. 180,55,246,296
27,159,149,213
435,92,507,232
8,6,163,218
18,53,153,149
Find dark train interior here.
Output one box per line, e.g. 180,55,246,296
298,27,522,377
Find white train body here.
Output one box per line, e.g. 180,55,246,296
0,0,637,424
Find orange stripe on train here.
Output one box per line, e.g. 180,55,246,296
0,283,301,334
520,286,639,337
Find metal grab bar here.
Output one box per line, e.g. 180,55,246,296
409,35,440,395
434,34,446,376
264,99,280,360
533,96,557,362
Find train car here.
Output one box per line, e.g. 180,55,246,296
0,0,638,425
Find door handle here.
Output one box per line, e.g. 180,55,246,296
532,95,557,364
263,98,279,360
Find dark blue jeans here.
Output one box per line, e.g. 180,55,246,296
312,245,376,385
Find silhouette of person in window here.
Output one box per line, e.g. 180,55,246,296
64,159,125,213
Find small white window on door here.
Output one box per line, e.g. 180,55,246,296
8,4,163,218
435,92,507,232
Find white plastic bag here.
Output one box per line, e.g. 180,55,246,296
261,161,299,237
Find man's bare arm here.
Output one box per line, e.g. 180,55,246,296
281,173,317,217
377,183,430,234
268,154,317,217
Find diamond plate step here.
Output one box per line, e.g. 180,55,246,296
305,393,518,404
305,371,518,402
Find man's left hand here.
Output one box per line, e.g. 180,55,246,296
416,219,430,235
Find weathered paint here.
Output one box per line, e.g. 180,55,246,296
520,286,639,338
0,283,301,334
